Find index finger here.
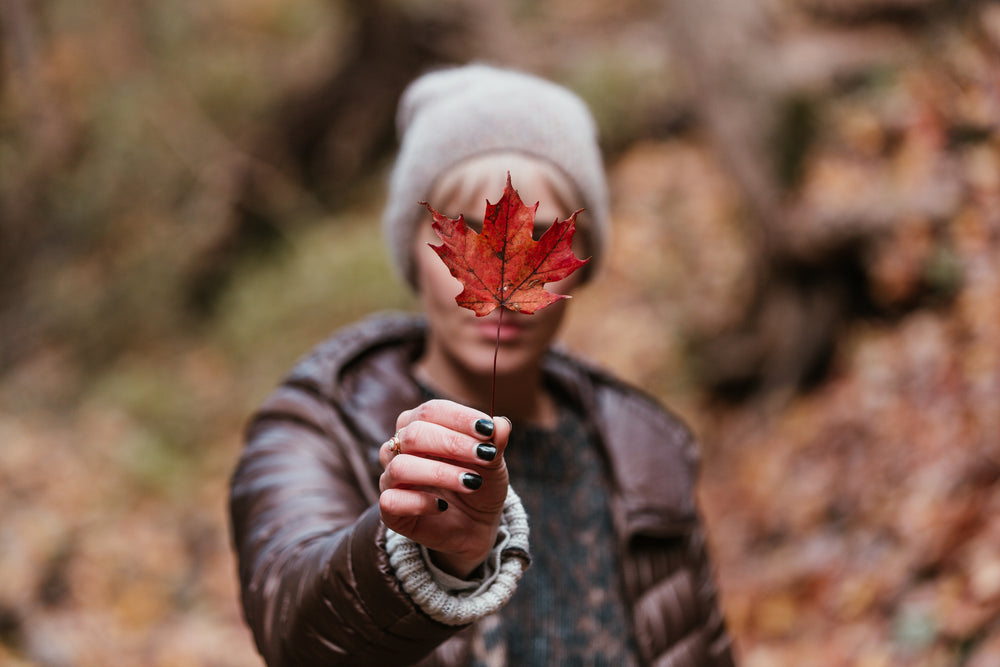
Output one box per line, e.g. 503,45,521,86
396,399,512,445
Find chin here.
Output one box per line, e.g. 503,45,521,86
455,347,524,379
490,351,542,379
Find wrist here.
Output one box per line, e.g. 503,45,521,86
383,486,531,626
428,551,486,580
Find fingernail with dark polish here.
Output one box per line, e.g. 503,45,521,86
437,498,448,512
474,418,494,437
476,443,497,461
461,473,483,490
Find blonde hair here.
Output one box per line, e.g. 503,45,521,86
426,152,594,269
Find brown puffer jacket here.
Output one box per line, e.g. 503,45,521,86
229,312,736,666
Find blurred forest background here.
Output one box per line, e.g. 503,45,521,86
1,0,998,665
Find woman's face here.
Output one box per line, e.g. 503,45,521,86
412,162,586,381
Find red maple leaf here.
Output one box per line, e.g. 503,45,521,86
424,173,589,317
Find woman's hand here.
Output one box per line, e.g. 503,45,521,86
379,399,511,579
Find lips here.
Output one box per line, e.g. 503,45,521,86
474,311,526,343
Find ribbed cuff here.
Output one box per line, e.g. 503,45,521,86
385,486,530,626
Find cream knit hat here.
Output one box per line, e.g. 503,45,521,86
382,63,610,289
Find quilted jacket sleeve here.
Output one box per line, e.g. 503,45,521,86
228,380,460,666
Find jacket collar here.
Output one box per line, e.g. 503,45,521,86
543,352,700,540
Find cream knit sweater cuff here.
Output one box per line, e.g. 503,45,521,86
385,486,530,626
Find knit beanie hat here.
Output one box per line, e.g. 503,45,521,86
382,63,610,289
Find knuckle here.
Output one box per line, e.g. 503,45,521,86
447,432,474,457
411,401,438,422
431,464,454,489
378,492,399,518
402,421,427,444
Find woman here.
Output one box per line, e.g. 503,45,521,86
229,64,735,666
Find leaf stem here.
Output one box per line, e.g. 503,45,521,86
491,308,502,418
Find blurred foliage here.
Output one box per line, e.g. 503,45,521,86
2,0,1000,665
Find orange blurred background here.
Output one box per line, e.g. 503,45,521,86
1,1,998,665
